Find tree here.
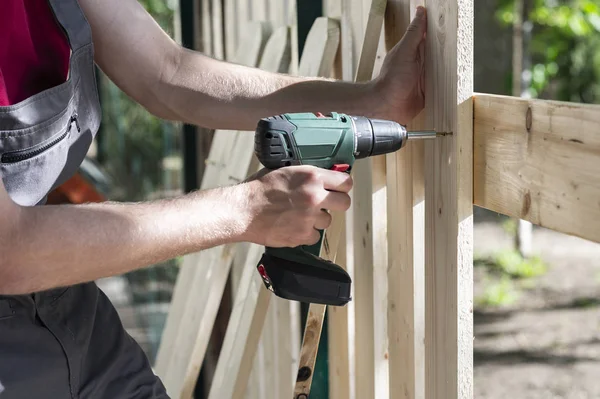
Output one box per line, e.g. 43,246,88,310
496,0,600,104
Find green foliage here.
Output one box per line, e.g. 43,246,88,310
476,249,548,279
476,276,521,307
502,218,518,236
474,249,548,307
495,0,600,103
495,249,548,278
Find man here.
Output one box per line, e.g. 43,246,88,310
0,0,427,397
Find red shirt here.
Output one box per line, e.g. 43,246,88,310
0,1,70,106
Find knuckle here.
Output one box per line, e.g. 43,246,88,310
296,166,320,183
338,194,352,211
345,175,354,190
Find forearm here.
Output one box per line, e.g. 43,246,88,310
157,48,380,131
2,186,247,295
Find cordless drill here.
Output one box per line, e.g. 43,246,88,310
253,112,447,306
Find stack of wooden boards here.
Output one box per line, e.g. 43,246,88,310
155,0,477,398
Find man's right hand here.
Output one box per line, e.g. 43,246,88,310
0,165,352,295
235,166,353,248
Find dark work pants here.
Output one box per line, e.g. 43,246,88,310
0,283,170,398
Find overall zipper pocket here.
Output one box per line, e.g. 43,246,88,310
1,113,80,164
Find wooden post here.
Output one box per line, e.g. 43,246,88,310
423,0,474,398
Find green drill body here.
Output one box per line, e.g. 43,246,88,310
253,112,443,306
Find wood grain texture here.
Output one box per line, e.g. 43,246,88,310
423,1,474,398
207,244,271,399
327,220,354,399
295,1,388,397
224,0,238,61
323,3,354,399
473,93,600,244
153,22,271,399
291,19,342,395
211,0,224,59
382,1,426,399
205,25,294,399
351,1,388,399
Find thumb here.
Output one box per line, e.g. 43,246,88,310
404,6,427,50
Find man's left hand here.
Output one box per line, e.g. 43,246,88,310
373,6,427,125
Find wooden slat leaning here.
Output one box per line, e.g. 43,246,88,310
205,24,294,399
474,93,600,245
204,16,342,399
153,21,272,399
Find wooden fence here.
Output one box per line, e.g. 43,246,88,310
154,0,600,398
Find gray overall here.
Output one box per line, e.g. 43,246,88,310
0,1,170,397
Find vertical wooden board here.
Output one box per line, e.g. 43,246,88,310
352,1,388,399
382,1,426,399
199,0,213,57
369,9,390,399
423,1,474,398
292,16,344,399
294,2,387,398
225,0,238,61
253,0,268,21
327,220,354,399
322,4,354,399
236,0,249,46
211,0,224,59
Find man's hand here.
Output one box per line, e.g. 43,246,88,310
238,166,353,248
0,166,351,294
374,6,427,125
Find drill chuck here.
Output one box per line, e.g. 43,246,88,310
351,116,408,159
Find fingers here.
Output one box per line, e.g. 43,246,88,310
319,169,353,193
320,190,351,212
313,209,332,230
405,6,427,50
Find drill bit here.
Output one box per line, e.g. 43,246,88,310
407,130,453,140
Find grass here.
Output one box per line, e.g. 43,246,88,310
475,249,549,307
476,249,548,279
476,276,520,307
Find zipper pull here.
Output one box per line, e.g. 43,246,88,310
71,113,81,132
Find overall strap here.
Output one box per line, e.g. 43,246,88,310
48,0,93,52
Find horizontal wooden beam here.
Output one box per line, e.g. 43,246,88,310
473,93,600,244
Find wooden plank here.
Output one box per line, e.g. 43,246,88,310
211,0,224,59
351,1,387,399
293,1,386,397
423,0,474,398
153,21,271,399
290,19,349,399
207,245,271,399
198,0,213,57
322,3,354,399
473,93,600,244
383,2,425,399
224,0,238,61
208,19,341,399
327,220,354,399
